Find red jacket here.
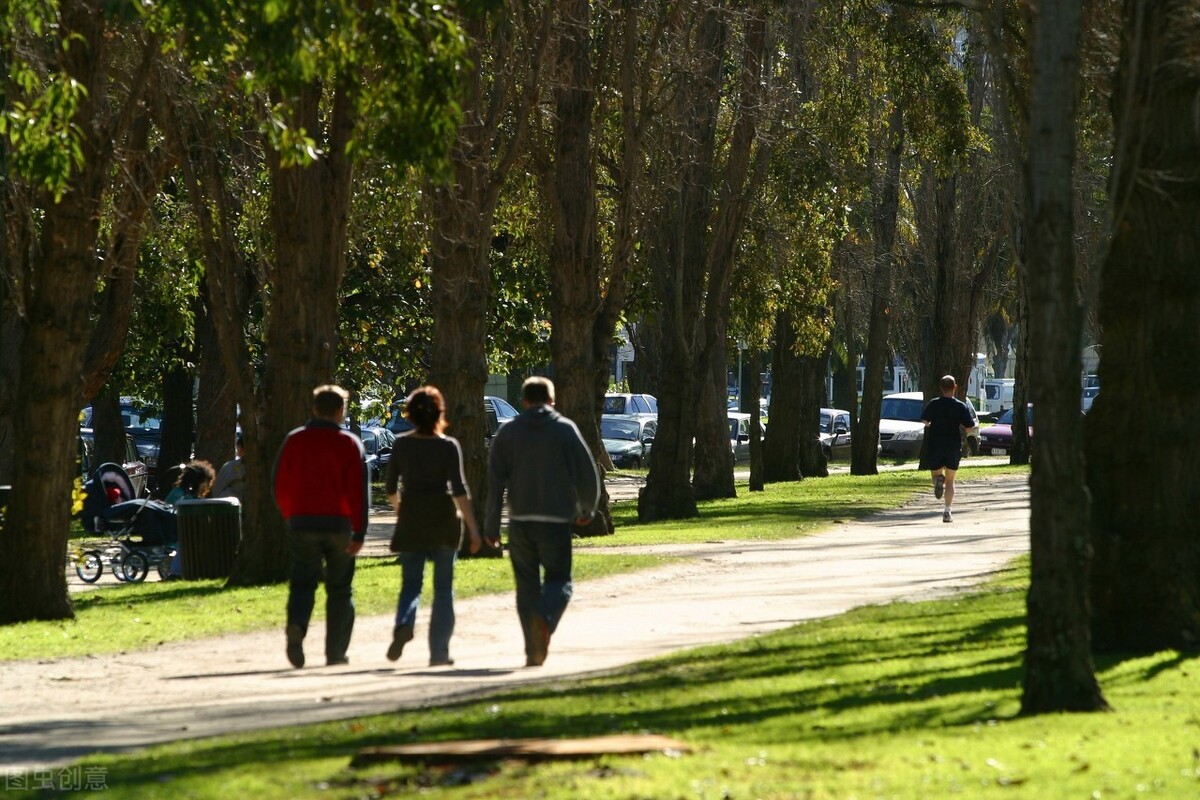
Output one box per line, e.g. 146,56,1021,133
273,419,367,539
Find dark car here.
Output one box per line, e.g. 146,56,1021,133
355,426,395,479
601,415,656,468
978,405,1034,456
80,400,164,468
386,395,519,443
79,428,150,497
484,395,519,438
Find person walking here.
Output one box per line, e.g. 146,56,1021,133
921,374,979,523
384,386,482,667
274,385,367,668
485,377,600,667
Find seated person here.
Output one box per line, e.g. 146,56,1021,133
161,460,216,579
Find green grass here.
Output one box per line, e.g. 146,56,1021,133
593,463,1029,547
47,557,1200,799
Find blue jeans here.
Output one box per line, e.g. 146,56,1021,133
395,547,457,663
507,520,573,659
287,531,356,661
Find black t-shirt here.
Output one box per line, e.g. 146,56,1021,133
921,396,976,453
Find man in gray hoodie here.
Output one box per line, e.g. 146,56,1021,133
485,376,601,667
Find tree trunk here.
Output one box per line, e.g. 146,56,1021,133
157,355,196,490
90,387,125,467
0,2,127,623
797,353,829,478
541,0,614,536
692,8,767,502
193,290,236,469
746,347,765,492
639,5,726,523
429,9,545,537
1088,0,1200,653
1019,0,1106,715
852,103,904,476
228,80,355,586
762,308,802,483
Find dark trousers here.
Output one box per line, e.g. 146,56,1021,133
287,530,356,661
507,520,573,659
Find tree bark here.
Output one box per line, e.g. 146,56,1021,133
638,4,722,521
90,387,125,468
745,347,764,492
797,353,830,478
229,80,355,586
0,1,124,622
1019,0,1106,715
193,287,237,470
692,7,768,502
1087,0,1200,653
762,308,803,483
429,7,547,538
852,103,904,476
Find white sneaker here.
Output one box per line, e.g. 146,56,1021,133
942,508,953,523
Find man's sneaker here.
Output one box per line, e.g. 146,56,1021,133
527,614,551,667
326,656,349,666
429,657,455,667
934,474,945,500
387,624,414,662
285,624,305,669
943,508,953,523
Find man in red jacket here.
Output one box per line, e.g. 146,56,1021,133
274,385,367,668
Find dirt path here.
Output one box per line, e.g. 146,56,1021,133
3,474,1028,772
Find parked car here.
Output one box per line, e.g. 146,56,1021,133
1082,385,1099,413
484,395,519,438
819,408,875,461
384,395,519,443
728,412,759,462
79,428,150,497
878,392,926,460
978,405,1033,456
600,415,656,468
356,426,395,479
81,400,164,468
603,392,658,418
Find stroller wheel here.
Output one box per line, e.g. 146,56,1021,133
111,551,129,582
76,550,103,583
122,552,149,583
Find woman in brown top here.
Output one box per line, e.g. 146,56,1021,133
384,386,481,666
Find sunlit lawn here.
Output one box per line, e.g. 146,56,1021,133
55,557,1200,800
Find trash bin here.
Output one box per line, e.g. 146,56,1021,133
176,497,242,579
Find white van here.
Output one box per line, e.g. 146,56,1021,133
983,379,1015,415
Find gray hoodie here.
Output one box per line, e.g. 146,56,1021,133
485,405,601,538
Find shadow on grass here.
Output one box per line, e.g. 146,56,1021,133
83,585,1033,795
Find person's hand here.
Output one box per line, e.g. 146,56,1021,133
575,515,593,527
483,535,501,550
345,539,364,556
467,529,482,555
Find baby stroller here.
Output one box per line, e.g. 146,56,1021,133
75,462,177,583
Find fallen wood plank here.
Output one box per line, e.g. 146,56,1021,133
351,734,692,767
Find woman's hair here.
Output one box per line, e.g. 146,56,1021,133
404,385,447,435
176,459,216,498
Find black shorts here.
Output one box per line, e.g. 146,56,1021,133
922,447,962,472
